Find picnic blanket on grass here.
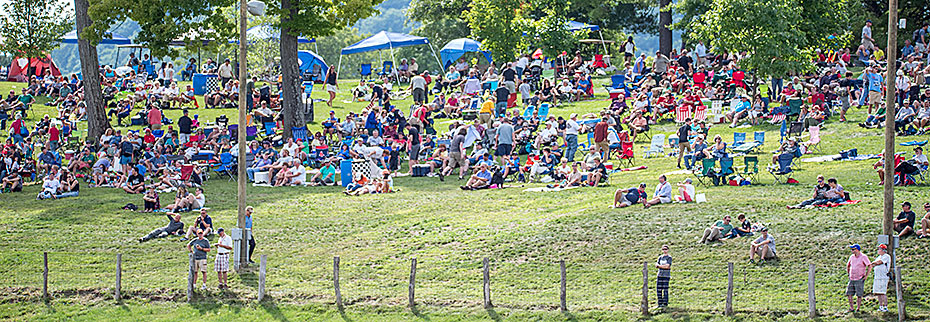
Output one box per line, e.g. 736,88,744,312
815,200,862,207
524,186,580,192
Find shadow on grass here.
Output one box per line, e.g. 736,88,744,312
485,307,501,322
410,304,430,321
259,295,290,322
338,305,354,322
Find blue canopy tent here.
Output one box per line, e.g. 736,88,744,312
439,38,492,70
61,30,133,67
297,50,328,82
565,20,608,56
337,31,442,82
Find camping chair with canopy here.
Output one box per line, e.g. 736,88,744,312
565,21,610,66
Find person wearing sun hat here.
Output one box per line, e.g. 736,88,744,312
869,244,891,312
845,243,871,313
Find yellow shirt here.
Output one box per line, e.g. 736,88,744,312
480,101,493,114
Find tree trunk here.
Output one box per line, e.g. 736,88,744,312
74,0,108,142
659,0,673,56
279,0,303,139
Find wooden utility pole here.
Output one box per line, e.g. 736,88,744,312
236,0,249,271
882,0,899,252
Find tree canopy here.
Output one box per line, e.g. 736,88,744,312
0,0,72,59
686,0,850,78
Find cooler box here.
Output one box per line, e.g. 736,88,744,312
412,164,431,177
253,171,270,184
340,159,353,187
192,73,218,95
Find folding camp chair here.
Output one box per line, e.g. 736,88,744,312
786,121,804,140
693,158,717,187
732,132,747,148
615,141,635,167
675,105,690,123
152,129,164,138
378,61,394,78
717,157,735,178
603,74,629,99
742,156,760,184
359,64,372,80
246,126,258,142
754,131,765,144
643,134,665,158
731,132,762,154
292,126,309,142
804,125,822,154
768,153,794,183
213,152,236,181
536,103,550,121
694,103,708,122
522,105,535,120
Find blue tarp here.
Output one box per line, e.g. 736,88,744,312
60,30,132,45
439,38,492,70
341,31,430,55
565,20,600,32
298,50,328,81
229,25,315,44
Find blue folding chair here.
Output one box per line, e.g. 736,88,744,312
213,152,236,181
536,103,550,121
754,131,765,144
522,105,535,120
378,61,394,77
732,132,747,147
359,64,372,79
152,129,164,138
292,126,309,142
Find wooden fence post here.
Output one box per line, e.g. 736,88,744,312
115,253,122,301
42,252,48,300
808,263,816,318
334,256,343,308
725,262,734,316
896,267,905,322
408,257,417,308
641,262,649,315
559,260,567,312
187,253,194,302
258,255,267,301
483,257,492,309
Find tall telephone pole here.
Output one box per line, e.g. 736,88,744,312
236,0,249,269
881,0,899,239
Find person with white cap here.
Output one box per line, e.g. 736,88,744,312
869,244,891,312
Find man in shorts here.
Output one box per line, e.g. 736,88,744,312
749,227,775,263
187,229,211,290
495,118,515,165
406,123,421,174
864,66,884,114
870,244,891,312
846,244,871,313
443,128,468,180
611,183,647,208
643,175,672,208
213,228,233,289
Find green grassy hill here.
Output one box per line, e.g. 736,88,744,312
0,78,928,321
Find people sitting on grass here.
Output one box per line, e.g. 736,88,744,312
310,159,337,186
182,208,213,241
346,170,394,196
122,166,145,194
139,213,184,242
643,175,672,208
726,214,754,239
700,215,733,244
893,201,916,238
611,183,648,208
787,175,828,209
165,187,205,212
748,227,776,263
461,164,492,190
675,178,695,202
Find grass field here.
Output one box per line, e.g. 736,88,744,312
1,77,929,321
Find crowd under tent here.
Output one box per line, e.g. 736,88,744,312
439,38,492,70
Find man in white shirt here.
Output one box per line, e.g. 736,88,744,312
213,228,233,289
862,20,874,51
565,113,580,161
408,73,428,104
644,175,672,208
290,161,307,185
694,41,707,67
869,244,891,312
217,59,234,86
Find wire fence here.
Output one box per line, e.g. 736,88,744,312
2,251,928,319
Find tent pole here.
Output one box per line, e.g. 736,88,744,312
598,29,608,59
336,54,343,84
388,44,398,89
115,47,120,67
427,42,443,74
314,42,319,54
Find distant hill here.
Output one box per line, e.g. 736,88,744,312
352,0,418,35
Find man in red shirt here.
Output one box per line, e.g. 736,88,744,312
48,122,60,151
10,113,25,143
148,105,163,130
593,114,609,159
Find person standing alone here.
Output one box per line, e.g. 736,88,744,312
656,245,672,309
214,228,233,289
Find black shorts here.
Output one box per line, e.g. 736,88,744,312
413,88,426,103
495,144,513,156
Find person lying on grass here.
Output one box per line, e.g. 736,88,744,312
611,183,647,208
346,170,394,196
139,213,184,242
